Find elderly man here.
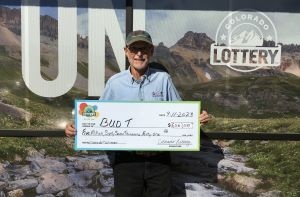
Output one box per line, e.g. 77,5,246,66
66,30,209,197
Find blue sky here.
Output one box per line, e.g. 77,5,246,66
146,10,300,47
5,5,300,46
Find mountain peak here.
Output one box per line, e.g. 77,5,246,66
175,31,213,50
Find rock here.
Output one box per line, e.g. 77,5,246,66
80,150,88,155
217,174,225,181
65,156,78,162
0,191,5,197
68,170,97,187
36,172,73,194
26,148,44,161
100,186,112,193
185,183,236,197
8,165,32,180
244,140,250,144
86,154,110,165
46,157,64,163
0,102,32,122
74,159,103,171
67,187,103,197
0,181,7,190
6,178,38,191
222,147,247,162
0,165,5,174
39,149,46,156
218,159,256,174
217,140,236,148
258,190,283,197
260,140,269,144
99,175,114,187
56,191,64,197
226,174,262,194
0,164,10,181
222,147,231,154
1,162,10,168
31,168,53,177
172,172,213,193
30,158,66,173
36,194,55,197
7,189,23,197
99,168,113,176
66,166,76,174
13,155,22,163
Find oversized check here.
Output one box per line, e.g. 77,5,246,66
75,100,200,151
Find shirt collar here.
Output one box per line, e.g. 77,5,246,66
128,66,151,84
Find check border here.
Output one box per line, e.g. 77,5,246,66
74,100,201,151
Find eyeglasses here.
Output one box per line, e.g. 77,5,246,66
127,46,152,53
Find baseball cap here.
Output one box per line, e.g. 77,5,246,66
126,30,153,46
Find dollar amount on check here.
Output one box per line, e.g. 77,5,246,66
75,101,200,151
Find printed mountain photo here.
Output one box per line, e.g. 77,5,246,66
0,6,120,129
0,6,299,130
0,4,299,196
152,31,300,120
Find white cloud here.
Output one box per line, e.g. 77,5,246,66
77,8,126,37
146,10,227,47
269,12,300,45
76,8,300,46
77,9,88,37
146,10,300,47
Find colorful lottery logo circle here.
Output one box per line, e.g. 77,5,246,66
79,103,99,117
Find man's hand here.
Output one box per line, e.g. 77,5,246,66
200,110,210,125
65,122,76,137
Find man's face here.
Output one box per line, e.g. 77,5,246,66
125,41,154,72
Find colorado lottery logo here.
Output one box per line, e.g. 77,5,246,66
210,10,281,72
79,103,99,117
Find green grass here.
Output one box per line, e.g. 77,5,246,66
0,53,87,129
0,137,76,162
0,45,8,56
202,117,300,196
203,117,300,133
0,53,86,161
232,141,300,197
0,55,22,80
106,60,120,73
40,56,49,67
0,82,87,129
181,74,300,118
77,61,120,79
77,61,88,78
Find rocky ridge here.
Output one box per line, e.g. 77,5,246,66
0,139,283,197
0,148,113,197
